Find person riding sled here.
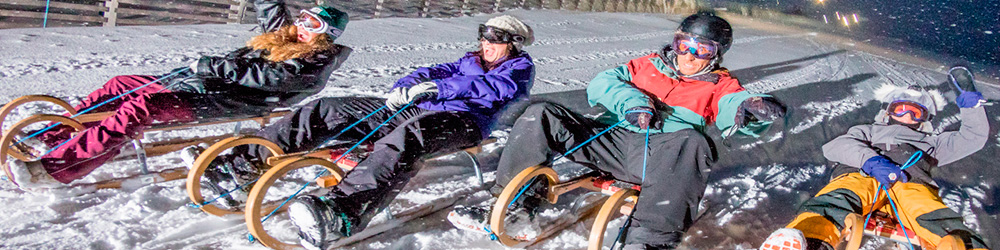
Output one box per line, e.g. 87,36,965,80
449,12,787,249
759,81,990,250
7,0,352,189
195,15,535,250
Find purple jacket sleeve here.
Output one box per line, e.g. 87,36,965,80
392,60,462,89
434,56,533,105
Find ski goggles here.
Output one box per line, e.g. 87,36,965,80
295,9,330,34
887,100,930,122
479,24,525,44
671,33,719,60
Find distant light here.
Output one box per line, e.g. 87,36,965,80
843,17,850,27
823,15,828,24
853,14,859,23
836,11,841,20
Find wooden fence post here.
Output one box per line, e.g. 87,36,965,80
374,0,385,18
420,0,430,17
228,0,247,24
103,0,118,27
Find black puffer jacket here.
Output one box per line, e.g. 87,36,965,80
168,0,351,107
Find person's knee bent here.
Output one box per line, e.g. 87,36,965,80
520,102,562,119
672,129,710,148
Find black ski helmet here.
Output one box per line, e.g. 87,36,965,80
676,12,733,56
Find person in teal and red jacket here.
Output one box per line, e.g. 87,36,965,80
450,12,787,250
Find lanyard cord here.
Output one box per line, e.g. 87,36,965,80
252,101,414,236
862,151,922,250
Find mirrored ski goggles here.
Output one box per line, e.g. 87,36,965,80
295,10,329,34
479,24,524,44
671,33,719,60
888,100,930,122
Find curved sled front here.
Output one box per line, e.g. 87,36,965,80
186,135,284,216
842,213,864,250
0,95,77,133
938,234,968,250
489,165,559,247
1,114,86,164
245,156,345,250
588,188,639,250
0,114,87,187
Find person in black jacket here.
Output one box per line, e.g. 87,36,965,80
6,0,352,189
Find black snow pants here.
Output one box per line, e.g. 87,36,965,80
239,97,484,228
494,102,715,246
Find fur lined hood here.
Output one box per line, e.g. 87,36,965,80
871,84,946,133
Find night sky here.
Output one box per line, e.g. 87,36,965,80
713,0,1000,77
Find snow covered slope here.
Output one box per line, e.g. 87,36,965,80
0,9,997,249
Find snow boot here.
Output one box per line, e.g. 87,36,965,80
622,243,677,250
760,228,807,250
185,146,263,208
288,195,359,250
7,159,62,189
447,202,494,233
179,143,210,167
449,176,549,239
11,131,50,158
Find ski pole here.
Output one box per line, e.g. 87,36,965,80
249,101,415,243
42,0,51,28
13,68,192,156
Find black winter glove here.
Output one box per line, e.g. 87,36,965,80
735,96,787,127
625,106,661,130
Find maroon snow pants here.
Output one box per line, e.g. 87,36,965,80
40,75,196,183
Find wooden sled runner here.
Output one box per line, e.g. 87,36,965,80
490,165,641,250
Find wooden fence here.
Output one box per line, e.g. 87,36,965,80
0,0,706,29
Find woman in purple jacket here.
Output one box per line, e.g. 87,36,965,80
198,15,534,249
